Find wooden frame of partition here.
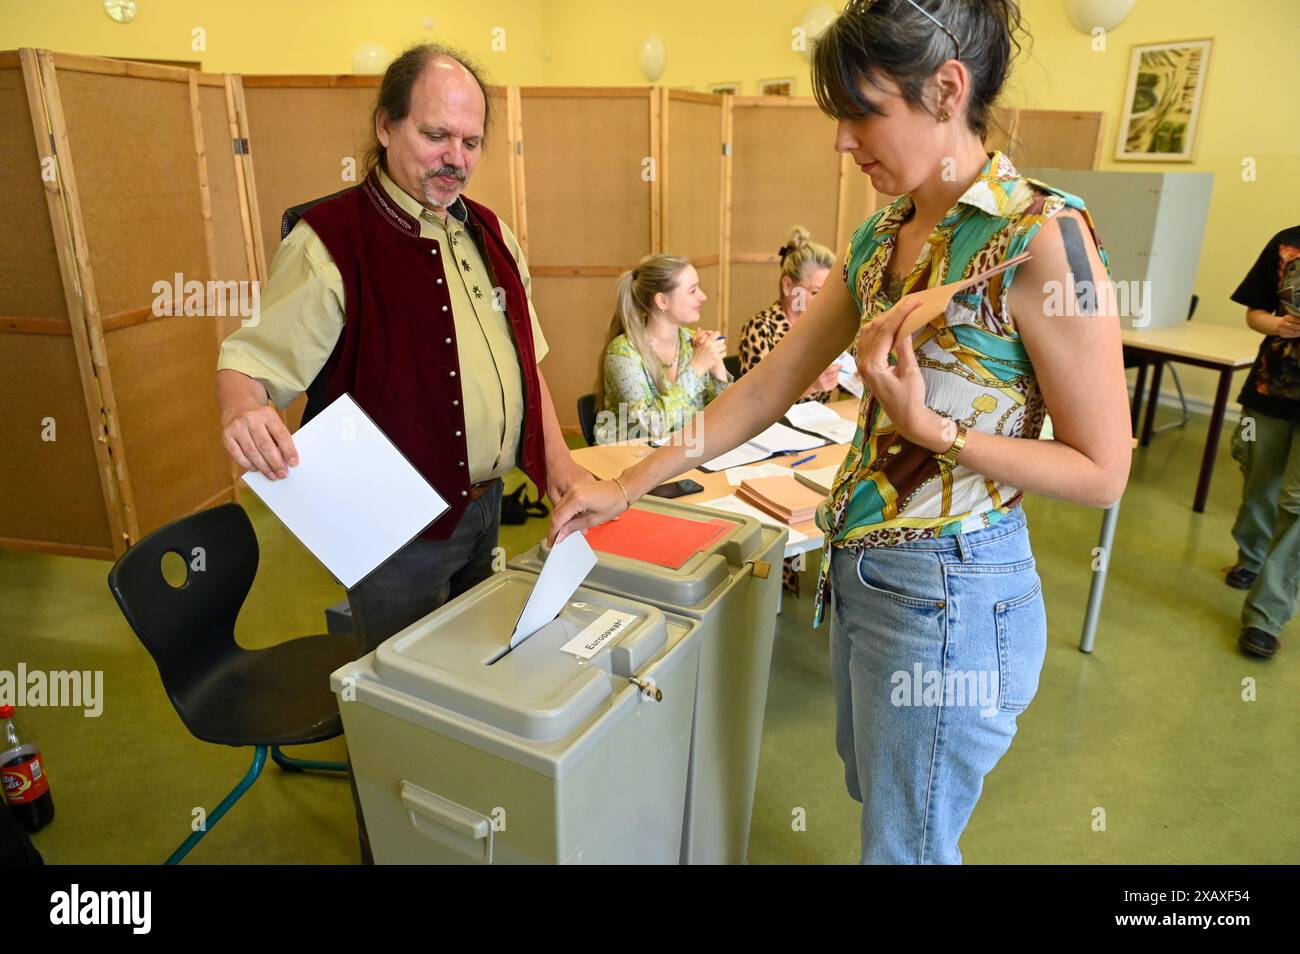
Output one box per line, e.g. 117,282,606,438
1,49,240,559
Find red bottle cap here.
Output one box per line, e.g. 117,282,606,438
0,705,12,718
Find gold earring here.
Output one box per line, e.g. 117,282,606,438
938,107,951,123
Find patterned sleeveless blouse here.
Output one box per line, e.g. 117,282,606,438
812,151,1108,626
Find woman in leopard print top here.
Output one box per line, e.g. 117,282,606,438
738,226,842,403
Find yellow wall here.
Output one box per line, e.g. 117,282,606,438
5,0,1297,408
0,0,547,82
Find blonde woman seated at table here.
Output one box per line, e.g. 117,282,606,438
740,225,842,404
595,254,732,444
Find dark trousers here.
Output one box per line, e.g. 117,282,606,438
343,480,502,863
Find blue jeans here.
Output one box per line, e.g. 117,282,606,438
829,506,1046,864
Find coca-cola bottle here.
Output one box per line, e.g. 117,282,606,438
0,705,55,833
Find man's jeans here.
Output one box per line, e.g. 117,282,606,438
343,480,503,863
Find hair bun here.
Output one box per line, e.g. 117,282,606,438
786,225,812,248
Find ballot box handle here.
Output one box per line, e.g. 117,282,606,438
400,781,494,863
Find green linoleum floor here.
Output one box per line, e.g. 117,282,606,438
1,418,1296,864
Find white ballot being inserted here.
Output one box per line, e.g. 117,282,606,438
240,394,448,589
510,531,598,648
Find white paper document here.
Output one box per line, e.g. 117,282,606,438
835,352,864,398
784,401,841,428
784,402,857,444
701,422,825,471
510,531,598,648
750,421,825,453
700,442,774,471
698,494,811,545
240,394,448,589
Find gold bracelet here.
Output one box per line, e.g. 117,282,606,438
612,474,632,511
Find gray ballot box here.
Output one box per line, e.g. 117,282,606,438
511,498,786,864
330,570,701,864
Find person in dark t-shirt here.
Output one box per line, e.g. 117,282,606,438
1226,225,1300,659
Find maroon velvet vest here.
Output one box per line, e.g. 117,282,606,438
300,170,547,540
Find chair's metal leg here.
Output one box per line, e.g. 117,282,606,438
1153,365,1192,434
271,745,349,774
165,745,268,865
1079,500,1121,654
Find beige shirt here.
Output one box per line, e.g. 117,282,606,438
218,167,548,483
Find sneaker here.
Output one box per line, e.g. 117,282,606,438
1225,566,1258,590
1239,627,1280,659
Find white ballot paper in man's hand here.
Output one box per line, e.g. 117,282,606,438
510,531,598,648
240,394,448,589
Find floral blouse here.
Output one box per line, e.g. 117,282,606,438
596,327,733,443
811,151,1108,627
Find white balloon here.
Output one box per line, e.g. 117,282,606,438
352,42,392,75
639,34,665,82
1066,0,1136,33
798,4,837,62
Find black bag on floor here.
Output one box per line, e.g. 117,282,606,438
0,799,44,865
500,484,548,525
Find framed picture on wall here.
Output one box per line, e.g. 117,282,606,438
1115,38,1212,162
759,78,794,96
709,82,740,95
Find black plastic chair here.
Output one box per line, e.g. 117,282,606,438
107,503,356,864
577,393,599,446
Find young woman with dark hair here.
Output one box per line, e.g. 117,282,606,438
549,0,1131,863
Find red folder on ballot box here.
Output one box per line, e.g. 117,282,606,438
582,508,734,569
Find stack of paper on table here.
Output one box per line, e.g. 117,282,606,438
697,495,810,545
784,401,857,444
792,464,840,496
699,422,825,471
735,475,825,526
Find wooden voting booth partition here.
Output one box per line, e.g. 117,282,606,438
517,87,660,431
726,95,876,344
1,50,243,559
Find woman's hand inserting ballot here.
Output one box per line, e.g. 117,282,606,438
547,478,631,547
854,296,950,453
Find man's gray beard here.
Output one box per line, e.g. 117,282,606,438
421,176,463,210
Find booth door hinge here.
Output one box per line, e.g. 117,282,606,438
49,133,57,154
233,137,250,155
515,140,523,155
722,142,732,156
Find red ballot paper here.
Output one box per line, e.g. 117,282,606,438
583,508,735,569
